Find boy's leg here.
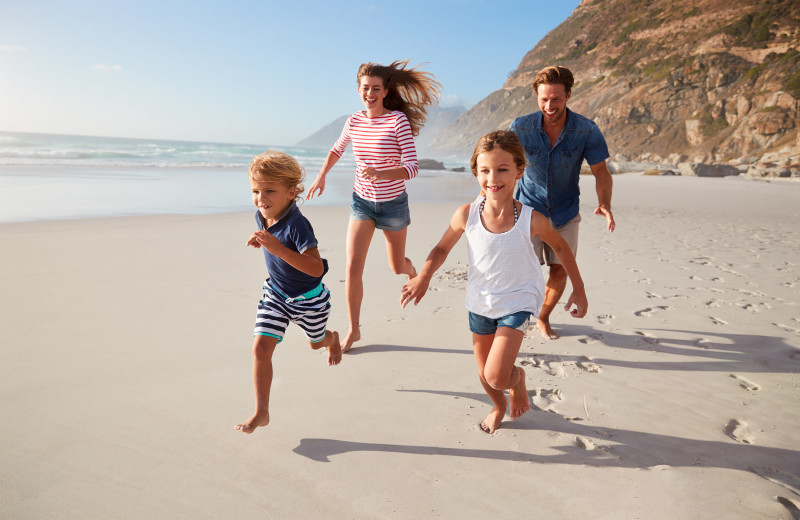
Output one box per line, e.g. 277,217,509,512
473,333,508,434
343,219,376,352
235,334,279,434
383,227,416,279
483,327,529,420
309,330,342,366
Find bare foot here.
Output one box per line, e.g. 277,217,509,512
509,367,530,420
538,318,559,340
327,331,342,366
342,328,360,353
480,405,506,434
235,410,269,434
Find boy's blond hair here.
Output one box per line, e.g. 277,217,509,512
249,150,305,201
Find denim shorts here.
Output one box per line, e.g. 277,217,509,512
350,191,411,231
468,310,533,335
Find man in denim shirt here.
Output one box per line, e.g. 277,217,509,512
510,66,615,340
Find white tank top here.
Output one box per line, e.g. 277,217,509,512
465,197,545,319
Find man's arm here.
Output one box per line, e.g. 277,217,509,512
590,160,615,232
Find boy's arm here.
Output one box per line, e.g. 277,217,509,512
531,212,588,318
400,205,469,308
251,230,326,277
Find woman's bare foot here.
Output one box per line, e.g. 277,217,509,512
235,410,269,434
341,328,360,353
537,318,559,340
327,331,342,366
509,367,530,419
480,405,506,434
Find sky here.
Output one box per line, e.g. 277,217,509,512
0,0,581,147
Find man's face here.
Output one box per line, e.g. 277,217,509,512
537,83,571,127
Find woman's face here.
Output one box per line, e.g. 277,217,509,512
358,75,387,112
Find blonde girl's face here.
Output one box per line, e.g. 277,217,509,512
358,75,387,112
475,148,524,200
250,179,296,223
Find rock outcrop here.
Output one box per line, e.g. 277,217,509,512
424,0,800,177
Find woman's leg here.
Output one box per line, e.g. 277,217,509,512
343,219,376,352
383,227,416,279
235,334,279,433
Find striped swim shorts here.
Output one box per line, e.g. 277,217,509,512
254,280,331,343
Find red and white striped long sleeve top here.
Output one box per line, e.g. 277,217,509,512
330,110,419,202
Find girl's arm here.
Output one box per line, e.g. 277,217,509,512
530,211,588,317
307,151,340,200
400,204,469,308
251,230,326,277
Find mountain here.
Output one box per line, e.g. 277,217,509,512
425,0,800,177
294,105,467,155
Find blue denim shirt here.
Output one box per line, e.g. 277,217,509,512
510,109,609,228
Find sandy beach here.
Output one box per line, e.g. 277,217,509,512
2,174,800,519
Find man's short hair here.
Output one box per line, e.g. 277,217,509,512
532,66,574,94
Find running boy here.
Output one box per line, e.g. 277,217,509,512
400,131,587,434
236,151,341,434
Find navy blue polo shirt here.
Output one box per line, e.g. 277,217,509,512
511,108,609,228
255,202,328,298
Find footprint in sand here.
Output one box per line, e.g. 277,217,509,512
575,436,596,450
530,388,563,412
742,302,771,313
579,333,605,344
634,331,659,345
709,316,728,326
634,305,675,317
773,323,800,335
432,306,450,314
597,314,615,324
694,338,711,349
724,419,754,444
532,354,566,378
577,356,601,373
730,374,760,391
638,278,652,285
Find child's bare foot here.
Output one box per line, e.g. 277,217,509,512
342,328,360,353
235,410,269,434
480,405,506,434
327,331,342,366
538,318,559,340
509,367,530,419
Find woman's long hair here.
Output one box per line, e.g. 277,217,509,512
357,60,441,136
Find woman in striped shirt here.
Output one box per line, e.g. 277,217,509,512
307,60,440,352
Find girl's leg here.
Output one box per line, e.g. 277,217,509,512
483,327,529,420
383,227,416,279
235,334,279,433
473,332,508,434
343,219,376,352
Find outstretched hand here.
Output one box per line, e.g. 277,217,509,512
306,176,325,200
400,276,429,308
564,289,588,319
594,205,615,232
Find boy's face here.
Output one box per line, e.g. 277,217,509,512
250,179,296,223
475,148,524,200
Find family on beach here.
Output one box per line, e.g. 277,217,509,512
235,62,616,435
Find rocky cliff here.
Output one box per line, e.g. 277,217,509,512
425,0,800,177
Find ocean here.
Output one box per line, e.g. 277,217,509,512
0,131,476,223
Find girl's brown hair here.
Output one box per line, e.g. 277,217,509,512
357,60,441,136
249,150,305,201
470,130,527,176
